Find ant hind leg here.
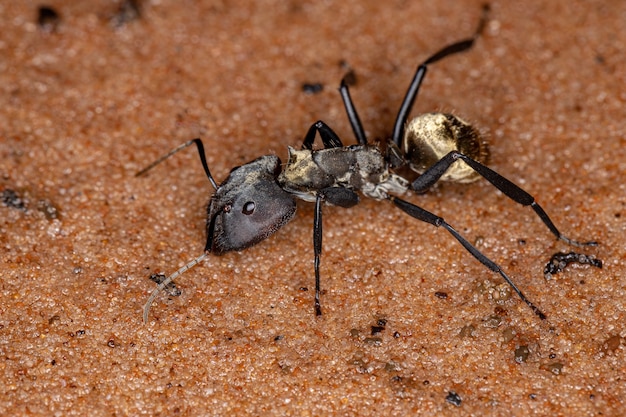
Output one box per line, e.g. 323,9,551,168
389,195,547,320
412,151,597,247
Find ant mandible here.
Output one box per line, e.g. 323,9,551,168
139,5,596,323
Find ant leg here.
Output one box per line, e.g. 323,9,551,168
310,187,360,316
391,4,490,147
136,138,218,190
302,120,344,150
339,77,368,145
412,151,597,247
313,193,324,316
389,195,546,320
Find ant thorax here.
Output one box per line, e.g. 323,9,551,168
404,113,490,183
278,144,409,203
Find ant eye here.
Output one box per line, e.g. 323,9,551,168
242,201,255,215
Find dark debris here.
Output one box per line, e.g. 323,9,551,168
111,0,142,27
37,6,61,32
149,273,181,297
1,189,26,211
514,345,530,363
446,391,462,407
301,83,324,95
544,251,602,280
434,291,448,299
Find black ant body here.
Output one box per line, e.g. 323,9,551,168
139,6,596,323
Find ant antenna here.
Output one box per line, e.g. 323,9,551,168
142,252,209,323
136,138,218,190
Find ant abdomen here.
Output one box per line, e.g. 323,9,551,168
403,113,489,183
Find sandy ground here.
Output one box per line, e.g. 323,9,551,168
1,0,624,415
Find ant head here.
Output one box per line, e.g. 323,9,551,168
206,155,297,254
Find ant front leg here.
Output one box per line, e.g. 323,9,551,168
302,120,344,150
311,187,360,316
389,195,547,320
313,193,324,316
412,151,597,247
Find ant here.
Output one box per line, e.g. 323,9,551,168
139,5,596,323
